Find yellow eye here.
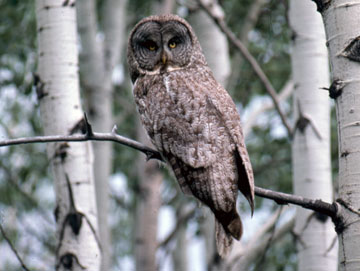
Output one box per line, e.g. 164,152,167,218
169,42,176,49
143,40,157,51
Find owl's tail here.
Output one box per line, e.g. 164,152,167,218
215,214,243,258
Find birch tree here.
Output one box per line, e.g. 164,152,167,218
290,1,338,270
314,0,360,270
35,1,100,270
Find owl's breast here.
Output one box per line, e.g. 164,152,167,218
134,70,212,153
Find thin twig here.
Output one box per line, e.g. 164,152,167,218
158,206,195,248
0,223,31,271
197,0,293,137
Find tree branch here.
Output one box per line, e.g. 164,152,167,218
0,128,338,218
197,0,293,137
0,128,163,162
255,187,336,218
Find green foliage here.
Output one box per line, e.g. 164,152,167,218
224,0,291,105
252,234,297,271
0,1,55,270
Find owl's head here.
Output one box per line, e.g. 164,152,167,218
127,14,206,83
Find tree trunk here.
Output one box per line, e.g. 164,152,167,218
77,1,127,270
35,1,100,270
134,121,162,271
172,203,189,271
290,1,337,270
314,0,360,270
188,9,230,87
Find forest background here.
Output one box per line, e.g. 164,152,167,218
0,0,344,270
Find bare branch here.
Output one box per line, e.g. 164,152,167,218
0,131,162,162
0,131,338,218
255,187,336,218
0,223,31,271
197,0,293,137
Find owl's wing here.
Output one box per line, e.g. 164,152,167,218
204,85,255,213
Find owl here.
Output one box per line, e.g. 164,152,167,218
127,14,254,257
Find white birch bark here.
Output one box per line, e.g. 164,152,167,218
77,1,127,270
35,1,100,270
316,0,360,270
290,1,337,270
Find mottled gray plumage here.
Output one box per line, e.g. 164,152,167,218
127,14,254,257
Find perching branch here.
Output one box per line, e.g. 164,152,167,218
0,122,338,219
254,187,337,218
0,127,162,162
197,0,293,137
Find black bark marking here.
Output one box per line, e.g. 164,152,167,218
56,175,102,255
33,73,48,100
69,118,87,135
322,79,345,99
56,175,84,256
333,198,360,234
69,114,93,136
54,143,70,162
65,174,83,235
54,205,60,222
58,252,86,270
312,0,331,12
342,36,360,62
293,100,322,139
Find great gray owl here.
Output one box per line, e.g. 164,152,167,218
127,14,254,257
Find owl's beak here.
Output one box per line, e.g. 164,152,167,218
161,53,167,65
